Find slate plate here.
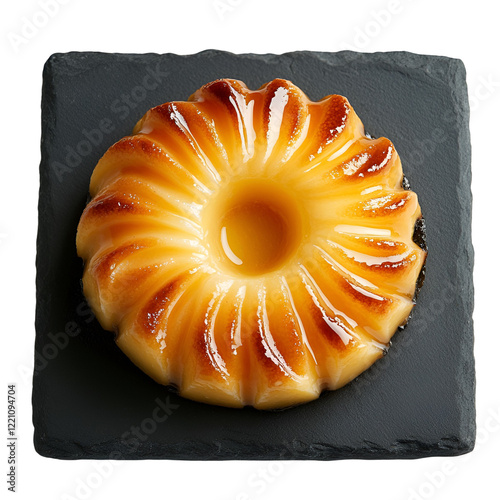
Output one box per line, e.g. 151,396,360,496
33,50,475,460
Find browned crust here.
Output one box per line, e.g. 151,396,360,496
137,270,193,337
92,239,154,282
332,137,396,181
307,297,353,352
260,79,305,143
313,95,350,151
83,192,153,218
348,191,414,218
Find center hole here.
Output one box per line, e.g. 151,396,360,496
221,201,288,273
207,179,305,276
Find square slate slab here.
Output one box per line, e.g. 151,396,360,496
34,50,475,460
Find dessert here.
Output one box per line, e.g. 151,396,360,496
76,78,426,409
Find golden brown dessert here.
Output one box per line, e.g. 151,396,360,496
76,78,426,409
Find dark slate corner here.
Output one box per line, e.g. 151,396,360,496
34,50,475,460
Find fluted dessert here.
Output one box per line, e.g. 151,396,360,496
76,78,426,409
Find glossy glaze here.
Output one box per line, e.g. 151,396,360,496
76,78,426,409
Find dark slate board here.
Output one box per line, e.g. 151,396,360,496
33,50,475,460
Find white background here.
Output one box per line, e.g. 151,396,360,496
1,0,499,499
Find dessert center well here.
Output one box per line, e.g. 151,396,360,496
205,178,305,276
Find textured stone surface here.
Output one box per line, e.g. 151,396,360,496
34,50,475,460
